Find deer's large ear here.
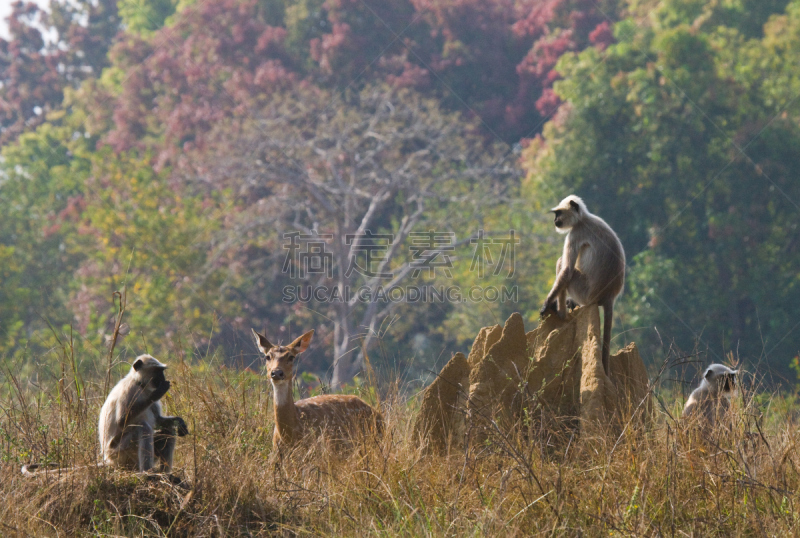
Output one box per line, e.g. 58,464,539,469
251,329,274,354
289,330,315,354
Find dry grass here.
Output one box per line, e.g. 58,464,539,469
2,349,800,537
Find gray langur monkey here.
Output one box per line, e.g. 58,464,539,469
682,364,738,427
98,354,189,472
22,354,189,477
540,195,625,375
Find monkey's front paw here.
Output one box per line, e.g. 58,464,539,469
175,417,189,437
540,301,556,317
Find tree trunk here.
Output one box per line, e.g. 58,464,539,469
331,291,358,389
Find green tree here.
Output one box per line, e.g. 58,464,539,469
68,149,228,357
0,118,91,354
118,0,177,35
522,0,800,373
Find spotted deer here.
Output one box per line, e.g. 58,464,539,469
252,329,383,450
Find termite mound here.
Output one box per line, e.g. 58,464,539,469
414,307,651,454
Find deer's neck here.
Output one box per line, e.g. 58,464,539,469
272,382,301,441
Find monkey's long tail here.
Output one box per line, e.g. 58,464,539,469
22,462,105,477
602,302,613,376
21,462,61,477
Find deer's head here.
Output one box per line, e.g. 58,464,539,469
251,329,314,386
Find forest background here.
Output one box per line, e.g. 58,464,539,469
2,0,800,390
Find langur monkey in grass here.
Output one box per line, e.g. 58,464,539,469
540,195,625,375
682,363,738,427
22,354,188,476
98,354,188,472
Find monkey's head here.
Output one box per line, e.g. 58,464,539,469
131,354,169,390
550,195,586,234
252,329,314,386
701,363,739,396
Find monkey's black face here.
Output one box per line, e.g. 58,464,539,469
553,210,564,228
703,364,739,396
553,208,576,232
722,373,736,392
150,368,167,388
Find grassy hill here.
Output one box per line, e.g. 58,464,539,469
3,350,799,536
